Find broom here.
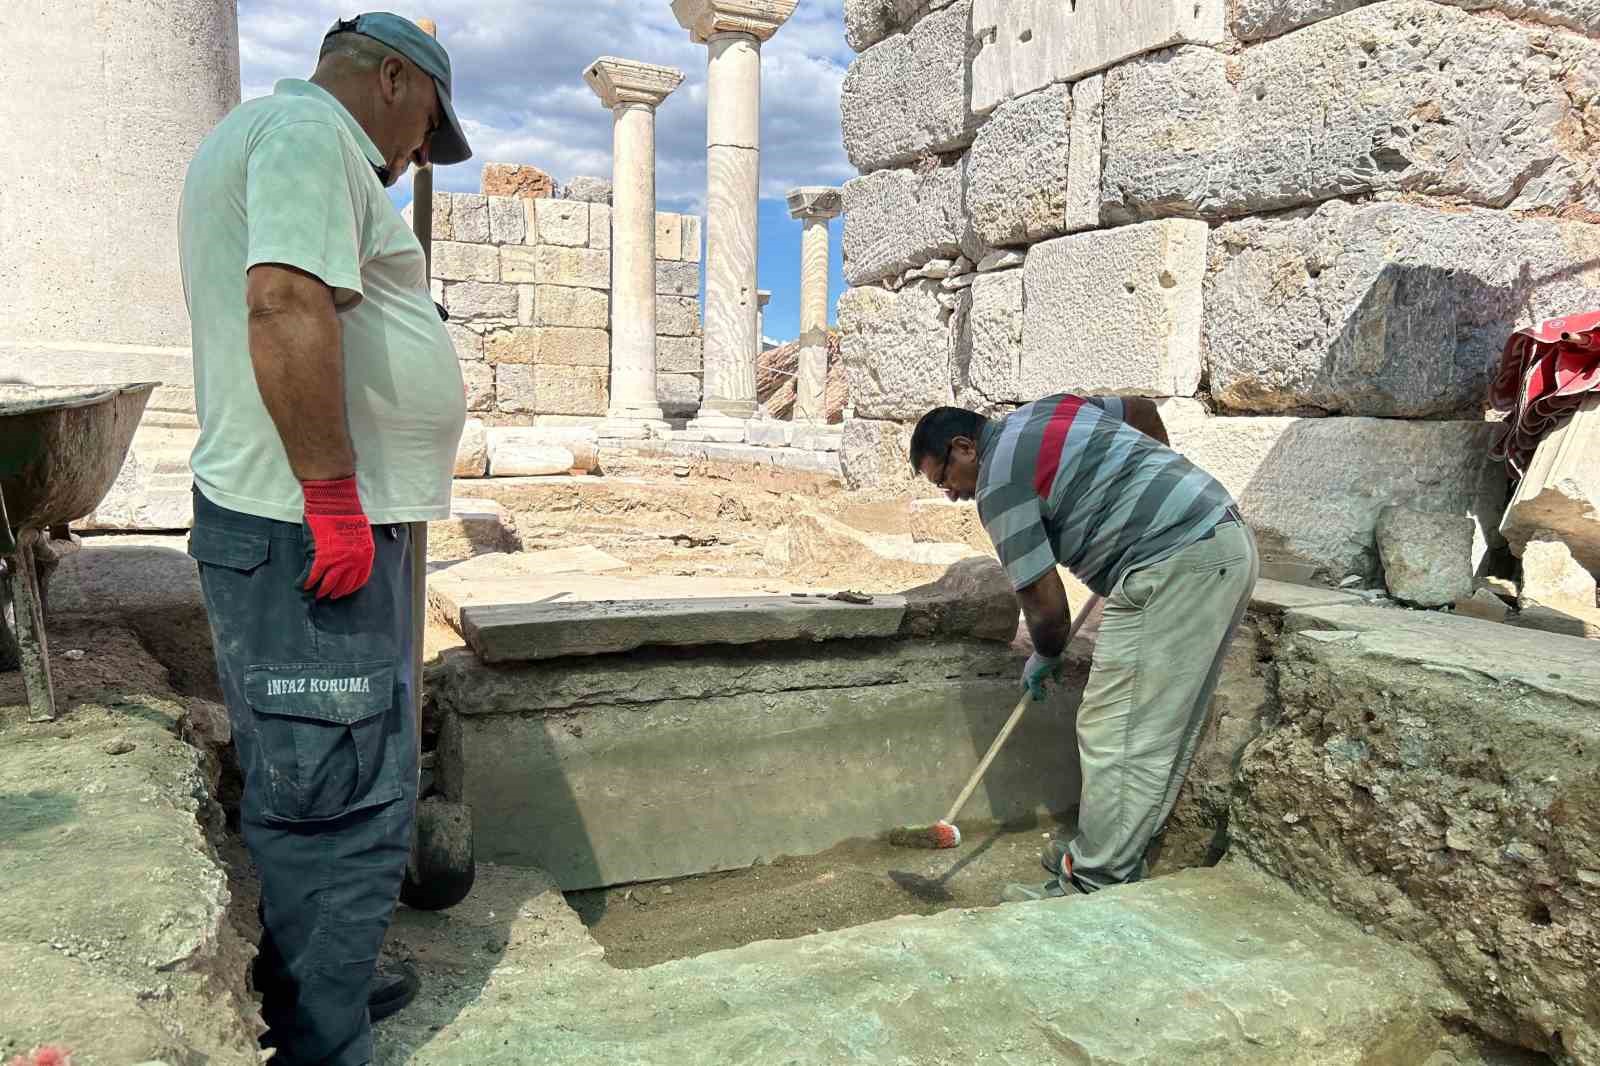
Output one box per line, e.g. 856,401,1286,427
887,595,1102,849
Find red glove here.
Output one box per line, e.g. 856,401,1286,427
300,476,374,600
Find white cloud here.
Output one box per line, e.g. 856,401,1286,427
236,0,853,212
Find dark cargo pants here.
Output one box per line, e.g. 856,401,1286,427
188,488,416,1066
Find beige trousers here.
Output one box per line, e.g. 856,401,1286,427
1067,520,1259,891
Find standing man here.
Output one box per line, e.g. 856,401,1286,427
910,396,1258,900
178,14,471,1064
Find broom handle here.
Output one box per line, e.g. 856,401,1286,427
941,594,1103,827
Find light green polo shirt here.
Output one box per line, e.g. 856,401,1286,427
178,79,465,525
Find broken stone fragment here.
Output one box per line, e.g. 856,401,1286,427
1518,536,1598,614
1375,507,1475,608
1500,395,1600,573
1453,588,1509,625
898,556,1018,641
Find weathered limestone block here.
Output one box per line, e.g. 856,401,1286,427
428,498,514,562
838,281,954,421
972,0,1226,115
657,335,703,374
1021,220,1206,397
839,1,975,173
454,418,488,477
460,361,494,412
1235,603,1600,1062
656,260,701,297
444,321,484,361
1167,409,1507,581
844,0,962,51
486,428,578,477
450,193,490,243
443,280,517,322
954,266,1024,408
530,198,590,247
487,195,526,245
1518,536,1597,614
400,191,452,240
655,212,684,261
562,175,612,203
495,365,608,416
528,286,610,330
588,203,612,250
431,240,499,282
1234,0,1600,41
503,245,610,289
765,512,976,573
657,296,701,336
1206,202,1600,418
839,417,940,497
481,162,555,199
1500,394,1600,572
1064,74,1104,233
1455,587,1511,623
658,372,701,415
899,556,1017,640
909,497,991,553
1103,2,1600,223
965,84,1071,249
1375,506,1475,606
841,161,965,286
484,326,609,367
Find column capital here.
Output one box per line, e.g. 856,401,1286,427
757,289,773,308
583,57,685,109
786,186,843,221
670,0,797,44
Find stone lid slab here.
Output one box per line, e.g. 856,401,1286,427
583,57,685,108
671,0,798,42
462,593,907,662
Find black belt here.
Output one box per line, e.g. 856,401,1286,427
1196,505,1243,540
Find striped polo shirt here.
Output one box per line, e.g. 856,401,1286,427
976,395,1235,597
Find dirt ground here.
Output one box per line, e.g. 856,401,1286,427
565,822,1072,970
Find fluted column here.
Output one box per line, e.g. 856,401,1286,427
672,0,797,442
584,57,684,435
786,187,841,423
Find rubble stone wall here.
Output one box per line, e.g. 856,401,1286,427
833,0,1600,580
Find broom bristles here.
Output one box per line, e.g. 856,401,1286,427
885,820,961,849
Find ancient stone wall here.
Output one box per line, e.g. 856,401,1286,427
835,0,1600,582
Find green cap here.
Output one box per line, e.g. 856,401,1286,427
324,12,472,166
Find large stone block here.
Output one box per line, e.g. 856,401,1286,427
454,418,488,477
1064,74,1104,233
460,360,495,412
450,193,490,243
529,285,610,330
1375,506,1476,606
840,1,975,173
841,161,965,286
503,245,611,289
496,365,608,416
656,260,701,297
965,84,1072,248
1233,0,1600,41
972,0,1226,115
1166,407,1508,581
487,195,527,245
838,281,954,422
588,203,612,250
1500,394,1600,572
484,326,609,367
481,162,555,199
444,321,484,361
844,0,963,51
1021,220,1206,397
657,372,701,415
954,266,1024,408
655,212,684,261
657,296,701,336
1235,603,1600,1061
1103,2,1600,223
400,191,452,240
656,334,703,373
839,417,939,496
443,281,517,323
1204,202,1600,418
431,240,499,282
530,198,590,248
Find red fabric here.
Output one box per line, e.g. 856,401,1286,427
1489,311,1600,478
1032,394,1085,498
300,475,374,600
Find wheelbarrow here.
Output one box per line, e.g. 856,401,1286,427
1,382,158,720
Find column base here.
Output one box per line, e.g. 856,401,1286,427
746,420,794,448
597,413,671,440
679,412,751,444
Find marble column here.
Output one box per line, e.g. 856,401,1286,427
672,0,797,442
584,57,685,435
756,289,772,355
786,187,841,423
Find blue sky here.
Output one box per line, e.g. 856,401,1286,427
237,0,852,342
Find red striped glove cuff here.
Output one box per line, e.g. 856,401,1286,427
300,476,364,516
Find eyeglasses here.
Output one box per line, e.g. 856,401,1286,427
933,443,955,489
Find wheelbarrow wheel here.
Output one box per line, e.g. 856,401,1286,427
401,795,475,912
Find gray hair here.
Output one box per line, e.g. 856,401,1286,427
316,32,405,74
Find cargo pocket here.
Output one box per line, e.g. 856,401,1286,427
187,524,270,573
243,661,401,824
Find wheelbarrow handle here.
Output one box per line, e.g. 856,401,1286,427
0,487,15,555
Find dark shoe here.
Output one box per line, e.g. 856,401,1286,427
369,959,420,1023
1001,876,1077,903
1040,838,1071,879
